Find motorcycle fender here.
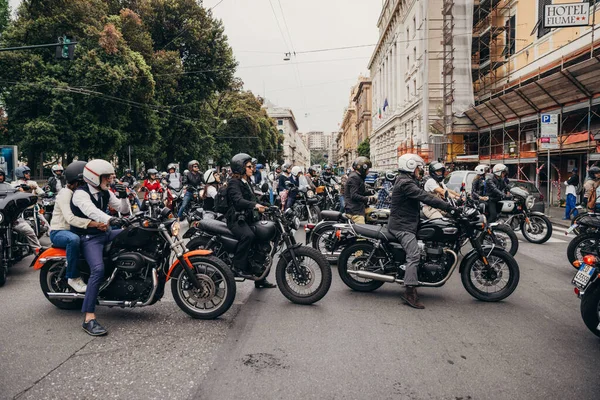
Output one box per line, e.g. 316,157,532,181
529,211,546,217
165,249,213,281
458,247,490,274
581,276,600,298
33,247,66,270
278,243,303,263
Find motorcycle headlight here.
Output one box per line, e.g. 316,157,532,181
171,221,181,237
307,190,315,198
151,192,159,200
0,212,4,224
334,184,340,191
525,195,535,210
292,216,300,230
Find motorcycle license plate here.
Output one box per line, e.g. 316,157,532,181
572,264,596,289
566,223,578,235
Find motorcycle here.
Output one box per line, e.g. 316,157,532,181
183,206,332,305
567,211,599,236
566,219,600,267
571,254,600,337
15,184,48,238
41,191,56,225
334,205,520,302
0,191,39,286
165,183,184,214
141,189,165,219
288,182,321,224
495,187,552,244
35,208,236,319
316,177,341,212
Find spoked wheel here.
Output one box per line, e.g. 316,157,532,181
39,260,82,309
520,214,552,244
275,246,331,305
308,205,321,224
311,227,341,261
461,248,520,302
567,232,600,267
479,224,518,256
337,243,385,292
171,255,236,319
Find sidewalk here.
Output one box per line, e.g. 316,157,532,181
546,205,575,229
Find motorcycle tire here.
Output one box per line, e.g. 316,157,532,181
461,248,520,302
39,261,83,310
520,214,552,244
0,263,6,287
275,245,332,305
308,205,321,224
311,226,341,261
478,224,519,256
171,255,236,320
567,232,600,268
337,242,385,292
580,283,600,338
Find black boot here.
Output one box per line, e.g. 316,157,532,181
255,278,276,289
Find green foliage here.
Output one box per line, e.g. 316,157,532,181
357,137,370,158
0,0,9,35
0,0,274,174
311,150,328,166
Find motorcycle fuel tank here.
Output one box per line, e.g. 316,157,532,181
251,220,277,242
498,200,515,213
418,218,459,242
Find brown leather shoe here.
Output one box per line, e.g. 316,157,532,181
404,286,425,309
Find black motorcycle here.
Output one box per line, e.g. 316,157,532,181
566,215,600,267
184,206,332,305
316,177,341,212
334,206,520,302
571,254,600,337
288,182,320,224
0,191,40,286
566,211,599,237
36,208,236,319
41,190,56,225
496,187,552,244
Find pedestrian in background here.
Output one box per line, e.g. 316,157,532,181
564,167,579,220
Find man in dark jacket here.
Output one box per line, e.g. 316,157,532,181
344,157,376,223
486,163,510,223
388,154,457,309
47,165,67,193
178,159,204,220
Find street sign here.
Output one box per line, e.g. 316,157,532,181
540,113,559,150
544,3,590,28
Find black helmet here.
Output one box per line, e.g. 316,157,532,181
429,162,446,183
589,166,600,180
231,153,253,175
0,168,5,177
308,167,316,176
352,157,372,179
65,161,88,184
125,168,133,175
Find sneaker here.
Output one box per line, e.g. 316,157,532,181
82,319,108,336
68,277,87,293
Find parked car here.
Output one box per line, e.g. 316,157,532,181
507,179,545,213
443,170,478,194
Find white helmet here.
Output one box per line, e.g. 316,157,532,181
291,166,303,176
492,163,508,177
397,154,425,173
474,164,489,175
51,164,64,176
84,159,115,189
167,163,178,172
204,169,217,184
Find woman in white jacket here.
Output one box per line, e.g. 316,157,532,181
49,161,107,293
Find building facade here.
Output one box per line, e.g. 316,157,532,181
368,0,444,171
338,84,360,170
353,77,372,145
265,103,311,168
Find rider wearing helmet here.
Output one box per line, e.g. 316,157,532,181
142,168,162,201
422,162,460,220
376,171,397,209
285,166,305,209
388,154,458,309
165,163,182,190
0,169,42,252
50,161,108,294
202,169,221,211
71,159,131,336
12,165,44,195
584,166,600,209
344,157,376,223
253,163,263,185
471,164,490,201
227,153,275,289
278,163,292,210
47,164,66,193
486,164,510,223
305,167,317,191
178,160,204,220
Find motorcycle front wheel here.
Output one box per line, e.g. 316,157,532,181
520,214,552,244
171,255,236,319
461,248,520,302
580,283,600,338
478,224,519,256
308,205,321,224
311,226,341,261
567,232,600,267
275,246,331,305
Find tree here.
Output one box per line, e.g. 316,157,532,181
358,138,370,158
0,0,9,36
311,150,327,166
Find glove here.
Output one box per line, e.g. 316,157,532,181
114,183,127,199
108,217,128,228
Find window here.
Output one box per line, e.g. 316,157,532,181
537,0,552,38
406,55,410,70
406,27,410,46
406,85,410,100
278,120,283,126
412,16,416,37
413,79,417,96
278,129,284,134
413,47,417,63
505,15,516,57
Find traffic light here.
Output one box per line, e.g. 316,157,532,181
55,36,75,60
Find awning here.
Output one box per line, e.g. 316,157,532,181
465,57,600,129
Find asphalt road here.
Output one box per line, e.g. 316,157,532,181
1,225,599,400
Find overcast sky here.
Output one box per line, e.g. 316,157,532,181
9,0,381,132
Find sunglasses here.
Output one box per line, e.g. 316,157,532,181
246,165,253,169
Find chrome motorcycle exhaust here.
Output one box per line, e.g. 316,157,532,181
347,270,396,282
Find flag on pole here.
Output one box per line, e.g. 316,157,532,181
383,98,389,111
378,107,382,119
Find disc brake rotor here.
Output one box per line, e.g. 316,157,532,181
185,273,216,301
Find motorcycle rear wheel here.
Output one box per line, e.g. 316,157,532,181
478,224,518,256
39,261,83,310
171,255,236,319
337,242,385,292
275,246,331,305
461,248,520,302
0,263,6,287
567,232,600,268
580,283,600,338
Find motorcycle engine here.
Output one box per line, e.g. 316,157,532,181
250,243,272,271
102,270,153,301
420,244,451,283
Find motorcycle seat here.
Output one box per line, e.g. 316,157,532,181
197,219,234,237
321,210,343,221
353,224,396,242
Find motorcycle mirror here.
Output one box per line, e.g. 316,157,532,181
261,183,269,192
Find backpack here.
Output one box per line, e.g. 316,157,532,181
214,185,230,214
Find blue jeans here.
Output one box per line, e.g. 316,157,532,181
339,195,345,212
177,191,193,219
565,193,577,218
80,229,122,313
49,230,81,279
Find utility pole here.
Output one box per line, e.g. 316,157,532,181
0,37,77,59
